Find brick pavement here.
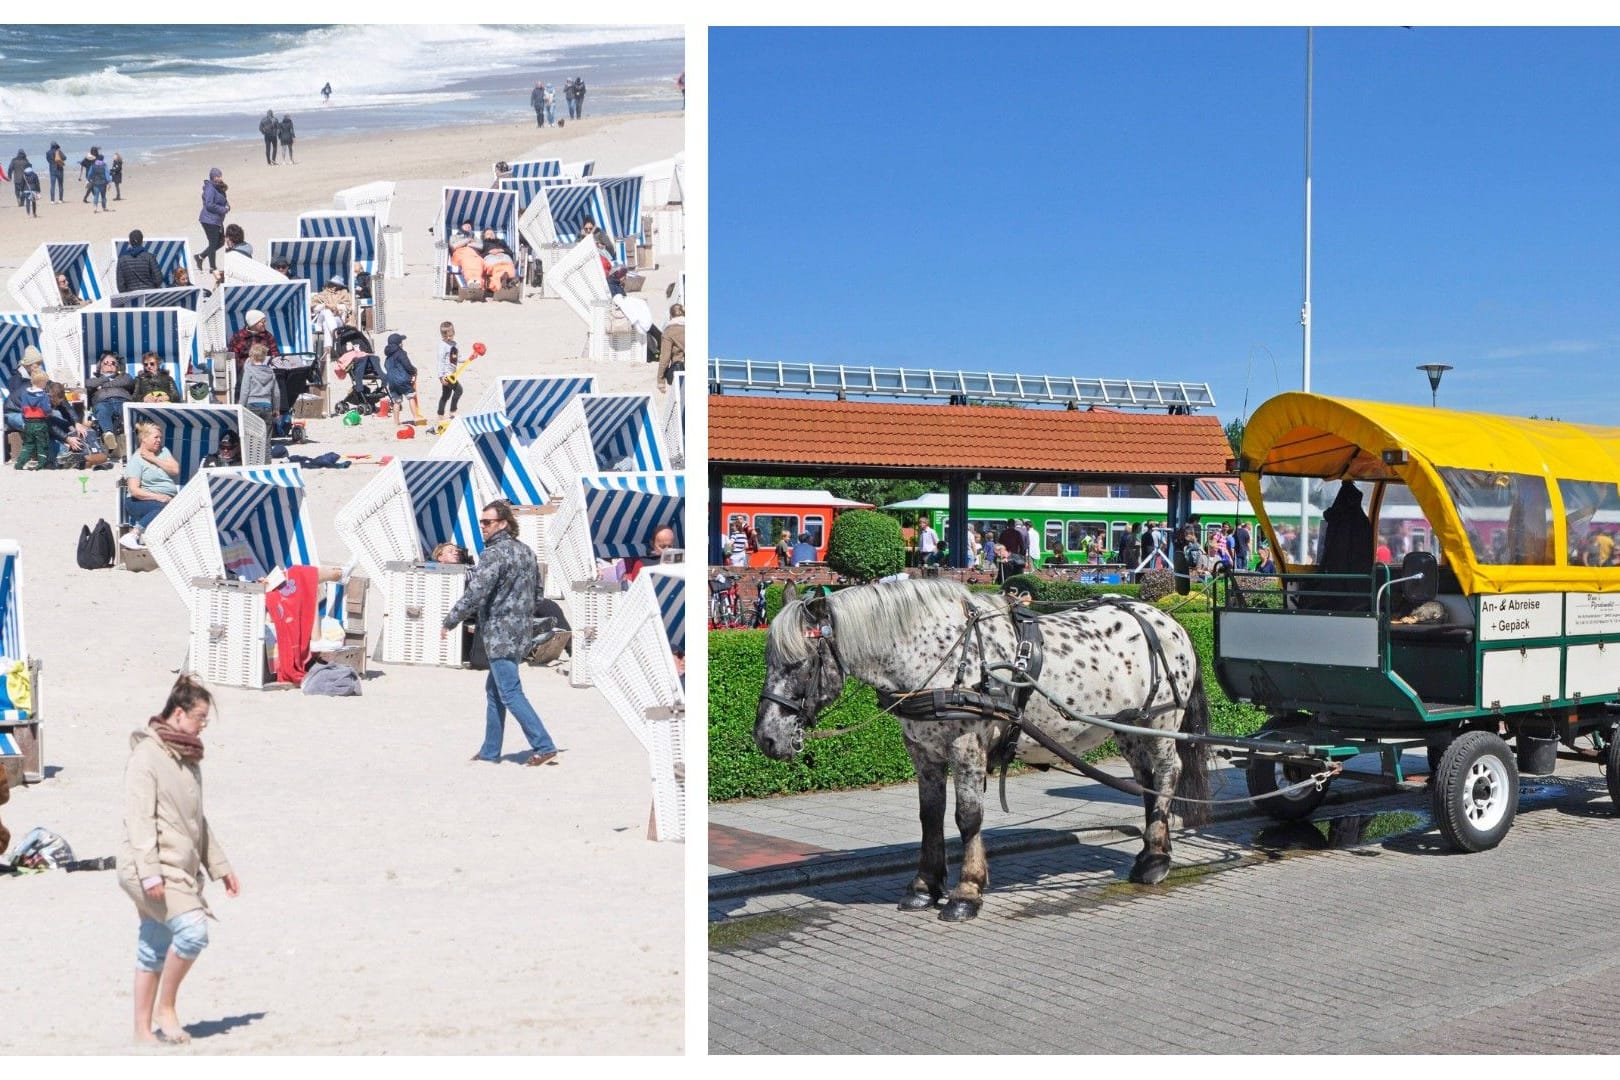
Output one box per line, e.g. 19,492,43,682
710,766,1620,1054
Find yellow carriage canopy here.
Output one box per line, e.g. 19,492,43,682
1239,392,1620,595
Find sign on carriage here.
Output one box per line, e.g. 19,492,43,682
1566,592,1620,636
1476,593,1561,641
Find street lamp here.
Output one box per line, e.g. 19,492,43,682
1416,363,1453,407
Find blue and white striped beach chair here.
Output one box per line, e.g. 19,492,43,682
501,158,562,180
109,286,207,313
108,237,194,291
546,472,685,688
335,458,483,665
6,242,108,313
0,313,42,422
528,392,670,496
434,186,521,300
199,280,313,395
117,403,270,527
78,307,194,395
0,541,43,783
560,160,596,179
497,175,579,214
270,236,355,294
516,183,611,297
145,465,350,688
592,564,686,840
298,212,379,327
590,175,646,263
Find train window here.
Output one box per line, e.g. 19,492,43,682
754,514,799,549
804,516,826,549
1067,520,1105,555
1437,469,1553,566
1045,521,1065,555
1110,521,1129,555
1558,479,1620,567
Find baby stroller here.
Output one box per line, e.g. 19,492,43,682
329,324,373,360
332,354,387,416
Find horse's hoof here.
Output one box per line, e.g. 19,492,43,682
1129,853,1172,885
897,892,938,912
938,899,981,922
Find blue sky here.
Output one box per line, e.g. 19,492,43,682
710,26,1620,426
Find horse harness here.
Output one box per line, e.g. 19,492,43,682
879,596,1189,807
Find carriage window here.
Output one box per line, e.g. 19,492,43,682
753,514,798,549
1046,521,1064,554
1437,469,1554,565
1066,520,1105,556
1110,521,1128,556
1558,479,1620,567
804,515,825,549
1373,482,1440,564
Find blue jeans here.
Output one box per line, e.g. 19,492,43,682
126,496,167,530
90,184,107,209
136,909,209,972
477,658,556,760
93,399,125,440
48,169,63,201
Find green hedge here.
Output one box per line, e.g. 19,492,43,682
709,608,1268,801
826,510,904,581
708,630,913,800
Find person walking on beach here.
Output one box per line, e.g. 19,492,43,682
20,166,40,218
574,77,587,118
277,115,295,164
87,152,110,213
442,500,560,768
118,674,240,1047
10,149,31,206
564,78,579,120
111,153,125,200
46,142,65,203
258,110,278,165
656,303,684,393
544,83,556,126
530,81,546,127
196,168,229,273
321,81,332,103
79,146,98,202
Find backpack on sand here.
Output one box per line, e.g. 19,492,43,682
76,519,115,570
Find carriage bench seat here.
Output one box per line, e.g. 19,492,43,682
1388,593,1476,644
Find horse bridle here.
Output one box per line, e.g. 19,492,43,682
758,596,839,752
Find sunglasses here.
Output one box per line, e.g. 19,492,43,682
479,517,500,526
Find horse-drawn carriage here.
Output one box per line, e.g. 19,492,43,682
752,392,1620,921
1214,392,1620,848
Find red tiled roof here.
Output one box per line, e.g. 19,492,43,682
710,396,1234,478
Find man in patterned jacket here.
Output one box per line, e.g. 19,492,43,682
441,500,560,767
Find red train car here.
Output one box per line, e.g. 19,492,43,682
720,487,874,567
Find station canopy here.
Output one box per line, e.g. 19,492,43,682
1240,392,1620,595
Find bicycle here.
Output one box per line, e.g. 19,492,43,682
709,573,742,629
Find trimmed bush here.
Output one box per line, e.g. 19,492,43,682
708,630,913,800
1138,567,1175,603
1002,573,1141,606
709,607,1269,800
825,510,904,582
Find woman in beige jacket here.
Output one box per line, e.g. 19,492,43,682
117,675,240,1045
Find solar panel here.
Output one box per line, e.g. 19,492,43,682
707,358,1215,411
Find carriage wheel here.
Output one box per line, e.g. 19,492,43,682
1431,730,1517,852
1246,758,1327,820
1606,727,1620,813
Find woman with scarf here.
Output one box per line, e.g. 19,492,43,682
117,675,240,1045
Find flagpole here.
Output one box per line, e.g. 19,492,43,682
1298,26,1314,565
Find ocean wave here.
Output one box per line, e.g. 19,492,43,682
0,23,680,124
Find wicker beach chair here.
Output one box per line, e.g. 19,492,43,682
6,242,108,313
107,237,194,292
0,542,43,785
433,187,521,302
592,564,686,841
543,236,644,361
526,393,670,496
544,472,684,688
660,371,685,470
197,280,313,396
514,181,609,298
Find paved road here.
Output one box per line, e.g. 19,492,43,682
710,772,1620,1054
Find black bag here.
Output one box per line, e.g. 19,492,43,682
76,519,115,570
468,626,488,671
525,258,544,289
645,323,662,363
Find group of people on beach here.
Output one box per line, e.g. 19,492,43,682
256,111,297,166
5,144,125,216
529,77,588,127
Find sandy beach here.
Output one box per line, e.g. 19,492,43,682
1,111,686,1054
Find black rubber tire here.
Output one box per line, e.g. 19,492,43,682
1246,758,1328,820
1431,730,1518,853
1607,727,1620,814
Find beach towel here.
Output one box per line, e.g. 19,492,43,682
264,565,320,685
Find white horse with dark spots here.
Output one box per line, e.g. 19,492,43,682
755,577,1211,921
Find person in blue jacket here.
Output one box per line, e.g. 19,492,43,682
195,168,230,272
382,332,423,426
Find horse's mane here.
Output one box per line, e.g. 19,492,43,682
768,577,993,666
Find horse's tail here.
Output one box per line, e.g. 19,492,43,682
1174,661,1214,828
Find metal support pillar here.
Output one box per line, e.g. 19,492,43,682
708,464,726,567
946,473,971,568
